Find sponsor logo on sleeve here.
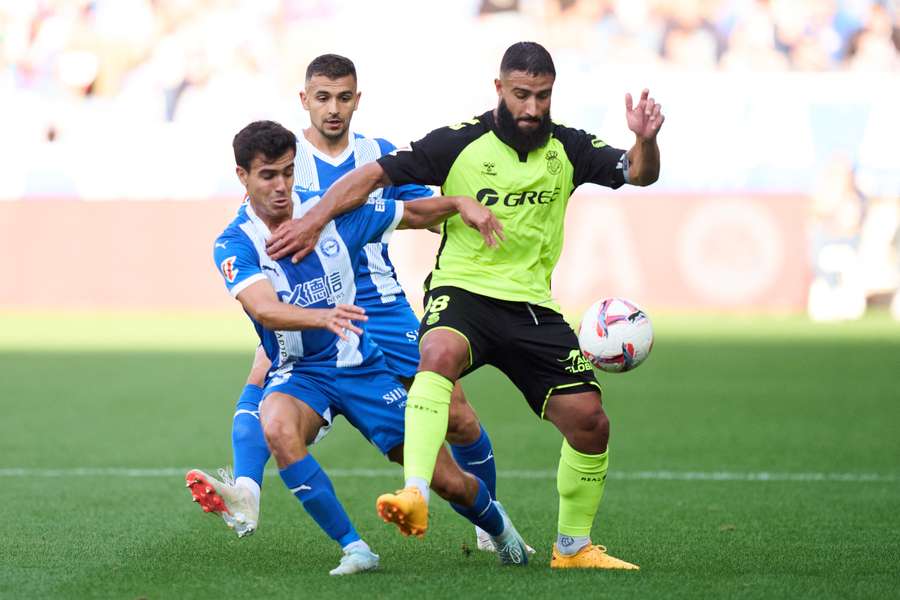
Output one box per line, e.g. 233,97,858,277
220,256,238,283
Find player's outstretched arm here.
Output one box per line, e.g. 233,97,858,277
236,279,367,340
267,162,392,263
398,196,505,248
624,88,664,186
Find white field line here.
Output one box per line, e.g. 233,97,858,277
0,468,896,483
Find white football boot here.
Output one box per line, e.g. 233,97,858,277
489,501,530,566
328,545,380,576
476,525,536,555
185,468,259,538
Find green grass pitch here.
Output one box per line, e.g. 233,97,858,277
1,312,898,599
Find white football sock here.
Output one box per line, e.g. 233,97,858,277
556,534,590,556
404,476,430,503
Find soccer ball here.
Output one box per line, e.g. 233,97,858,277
578,298,653,373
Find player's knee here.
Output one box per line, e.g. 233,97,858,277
418,342,467,379
571,403,610,450
262,417,299,454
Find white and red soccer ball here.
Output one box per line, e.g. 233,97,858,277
578,297,653,373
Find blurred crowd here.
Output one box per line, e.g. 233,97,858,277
1,0,897,134
506,0,900,71
1,0,896,316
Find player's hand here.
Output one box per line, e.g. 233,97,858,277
625,89,664,141
267,216,324,263
455,196,505,248
317,304,367,340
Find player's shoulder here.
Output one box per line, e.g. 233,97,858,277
385,111,491,162
552,121,605,147
215,210,255,252
352,132,398,157
425,111,492,144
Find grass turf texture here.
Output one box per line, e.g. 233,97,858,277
1,312,898,599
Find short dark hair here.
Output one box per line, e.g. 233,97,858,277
499,41,556,77
232,120,296,171
305,54,356,82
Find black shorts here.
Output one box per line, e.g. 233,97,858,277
420,286,600,416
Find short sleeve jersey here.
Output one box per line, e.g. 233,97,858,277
293,131,432,307
213,193,404,371
377,110,628,306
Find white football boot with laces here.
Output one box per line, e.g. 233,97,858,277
476,525,536,555
489,501,531,566
185,468,259,538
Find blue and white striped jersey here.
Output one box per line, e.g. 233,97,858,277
213,193,404,371
293,132,432,307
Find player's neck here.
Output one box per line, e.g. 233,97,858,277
303,127,349,158
262,214,291,234
248,199,292,234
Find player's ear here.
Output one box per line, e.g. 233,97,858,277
299,89,310,110
353,91,361,110
236,166,249,187
494,78,502,96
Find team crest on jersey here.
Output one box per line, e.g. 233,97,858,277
319,237,340,257
545,150,562,175
220,256,238,283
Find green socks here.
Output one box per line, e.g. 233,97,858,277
403,371,454,485
557,438,609,537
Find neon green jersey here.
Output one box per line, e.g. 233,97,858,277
378,110,628,306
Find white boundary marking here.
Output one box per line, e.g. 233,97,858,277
0,468,896,483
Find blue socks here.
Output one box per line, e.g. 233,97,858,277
450,476,504,536
280,454,360,547
450,426,497,498
232,384,270,486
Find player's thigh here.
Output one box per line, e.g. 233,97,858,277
331,364,408,456
364,303,421,381
262,375,333,445
419,286,500,378
490,304,600,418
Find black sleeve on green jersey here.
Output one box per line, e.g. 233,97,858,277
554,124,628,190
377,116,489,187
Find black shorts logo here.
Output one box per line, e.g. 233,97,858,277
424,294,450,326
558,349,593,374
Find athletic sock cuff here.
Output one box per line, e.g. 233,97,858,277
561,438,609,474
450,425,487,451
279,455,320,489
236,384,264,409
410,371,454,401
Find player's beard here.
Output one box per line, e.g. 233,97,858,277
495,99,552,154
318,117,347,141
